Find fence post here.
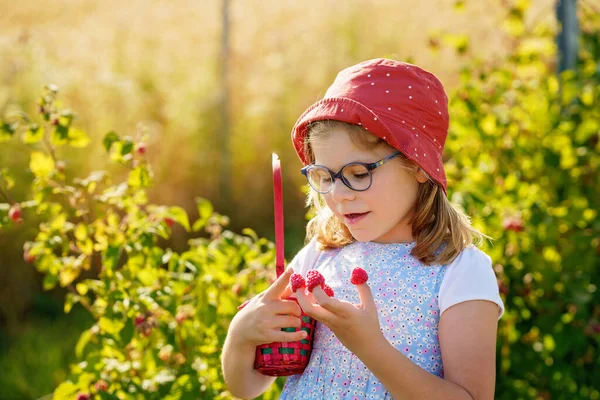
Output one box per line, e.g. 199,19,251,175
556,0,579,73
219,0,232,211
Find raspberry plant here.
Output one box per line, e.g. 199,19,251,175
0,86,282,399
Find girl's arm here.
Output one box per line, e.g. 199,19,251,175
355,300,499,400
297,283,499,400
221,268,306,399
221,330,276,399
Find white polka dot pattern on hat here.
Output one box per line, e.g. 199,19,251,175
292,60,449,191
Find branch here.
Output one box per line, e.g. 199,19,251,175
42,131,58,164
0,180,14,204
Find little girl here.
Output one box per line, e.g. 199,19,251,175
222,58,504,399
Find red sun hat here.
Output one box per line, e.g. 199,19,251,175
291,58,449,192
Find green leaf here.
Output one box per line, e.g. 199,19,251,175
52,381,79,400
0,169,15,190
137,268,157,286
193,197,213,231
75,223,88,241
51,123,69,143
64,292,81,313
196,197,213,220
99,317,125,335
128,164,153,188
103,245,122,270
66,127,90,148
22,125,45,144
29,151,55,178
163,375,195,400
103,131,120,152
503,14,525,37
51,125,90,147
120,138,134,155
543,334,556,352
60,267,80,287
76,282,89,295
242,228,259,242
0,121,16,142
75,329,93,358
43,273,58,290
442,33,469,55
168,206,191,231
120,318,134,345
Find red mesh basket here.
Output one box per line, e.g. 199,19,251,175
253,297,316,376
237,154,315,376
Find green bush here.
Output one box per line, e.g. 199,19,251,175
443,3,599,399
0,87,284,399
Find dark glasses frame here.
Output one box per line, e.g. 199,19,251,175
301,151,402,194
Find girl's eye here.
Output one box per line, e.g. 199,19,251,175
353,173,369,179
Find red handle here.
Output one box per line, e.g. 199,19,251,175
238,154,286,311
272,153,285,277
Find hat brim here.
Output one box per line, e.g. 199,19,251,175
291,97,447,192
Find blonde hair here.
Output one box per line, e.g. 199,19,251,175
303,120,489,266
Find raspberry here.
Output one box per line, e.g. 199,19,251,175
134,315,146,327
76,394,90,400
290,273,306,292
323,284,334,297
350,267,369,285
8,204,22,223
95,380,108,392
175,311,188,324
306,270,325,292
137,143,147,155
23,249,36,263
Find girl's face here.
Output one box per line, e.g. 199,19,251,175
312,127,426,244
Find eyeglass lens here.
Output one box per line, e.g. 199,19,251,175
306,163,372,193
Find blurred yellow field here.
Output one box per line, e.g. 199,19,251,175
0,1,555,230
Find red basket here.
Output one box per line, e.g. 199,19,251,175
253,297,316,376
238,154,315,376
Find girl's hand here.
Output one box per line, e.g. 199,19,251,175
229,268,307,348
295,281,385,357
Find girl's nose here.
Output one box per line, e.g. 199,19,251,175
329,178,355,202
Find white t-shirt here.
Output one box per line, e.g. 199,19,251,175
290,237,505,319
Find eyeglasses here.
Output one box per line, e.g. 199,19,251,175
301,151,402,194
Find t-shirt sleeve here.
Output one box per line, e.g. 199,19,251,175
287,237,322,276
438,245,505,319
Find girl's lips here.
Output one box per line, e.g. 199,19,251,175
343,212,370,225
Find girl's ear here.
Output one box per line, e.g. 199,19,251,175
415,168,429,184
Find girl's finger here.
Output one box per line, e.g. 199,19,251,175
270,315,302,330
355,283,377,310
296,287,333,323
312,286,347,314
274,299,302,317
264,268,294,300
306,289,317,305
268,329,308,344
